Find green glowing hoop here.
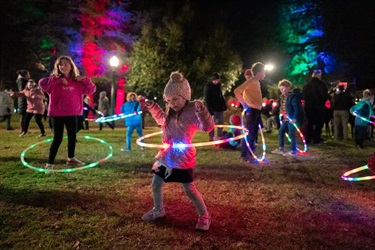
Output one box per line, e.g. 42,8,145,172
20,136,113,173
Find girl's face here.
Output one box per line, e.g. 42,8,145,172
27,80,37,89
58,58,72,77
165,95,186,112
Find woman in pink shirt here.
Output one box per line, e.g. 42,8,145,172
39,56,96,168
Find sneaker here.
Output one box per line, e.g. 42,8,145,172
142,207,166,221
195,214,211,231
121,148,130,152
66,157,85,166
45,163,54,169
37,133,47,138
19,131,26,137
283,150,297,157
7,127,14,131
271,148,285,154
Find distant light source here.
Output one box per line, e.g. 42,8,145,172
110,56,119,67
265,64,274,71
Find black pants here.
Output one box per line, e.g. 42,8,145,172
305,107,325,144
48,116,77,164
24,112,45,134
0,115,12,129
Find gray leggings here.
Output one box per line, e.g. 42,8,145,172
151,174,208,216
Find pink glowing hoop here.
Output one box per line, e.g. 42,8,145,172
135,125,248,150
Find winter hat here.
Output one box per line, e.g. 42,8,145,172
16,69,29,77
164,71,191,101
362,89,373,100
230,115,241,126
244,69,252,78
212,72,220,80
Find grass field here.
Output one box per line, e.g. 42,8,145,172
1,115,375,249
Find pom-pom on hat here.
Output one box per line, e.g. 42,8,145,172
230,115,241,126
164,71,191,101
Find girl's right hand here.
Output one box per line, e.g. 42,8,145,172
145,100,154,107
61,78,68,85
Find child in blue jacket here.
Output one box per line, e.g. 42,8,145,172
120,92,143,151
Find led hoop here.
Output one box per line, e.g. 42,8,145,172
20,136,113,173
341,165,375,181
85,110,104,122
352,111,375,125
135,125,248,150
95,111,143,123
278,114,307,152
241,109,266,162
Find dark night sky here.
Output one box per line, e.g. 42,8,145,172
134,0,375,88
1,0,374,89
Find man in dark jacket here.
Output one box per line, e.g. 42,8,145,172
302,69,328,144
204,72,227,141
332,85,354,140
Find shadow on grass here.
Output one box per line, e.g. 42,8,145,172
0,185,114,212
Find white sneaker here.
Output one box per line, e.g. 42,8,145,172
142,207,166,221
45,163,54,169
195,214,211,231
271,148,285,154
283,150,297,157
66,157,85,166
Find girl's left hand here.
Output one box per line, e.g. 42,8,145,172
76,76,87,82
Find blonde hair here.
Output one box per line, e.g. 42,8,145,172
126,92,137,101
278,79,292,88
51,56,80,79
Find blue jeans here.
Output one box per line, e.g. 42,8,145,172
241,108,261,158
126,125,143,150
279,121,297,153
209,111,224,139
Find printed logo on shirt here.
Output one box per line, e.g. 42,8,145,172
63,86,75,91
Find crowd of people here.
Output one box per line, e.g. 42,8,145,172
1,57,374,232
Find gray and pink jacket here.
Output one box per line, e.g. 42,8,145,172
147,100,214,170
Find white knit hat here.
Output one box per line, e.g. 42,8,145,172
163,71,191,101
362,89,373,100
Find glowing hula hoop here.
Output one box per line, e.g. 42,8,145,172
241,109,266,162
278,114,307,152
20,136,113,173
352,111,375,125
341,165,375,181
95,111,142,123
85,110,104,122
135,124,248,150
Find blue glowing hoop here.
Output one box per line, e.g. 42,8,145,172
95,111,143,123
